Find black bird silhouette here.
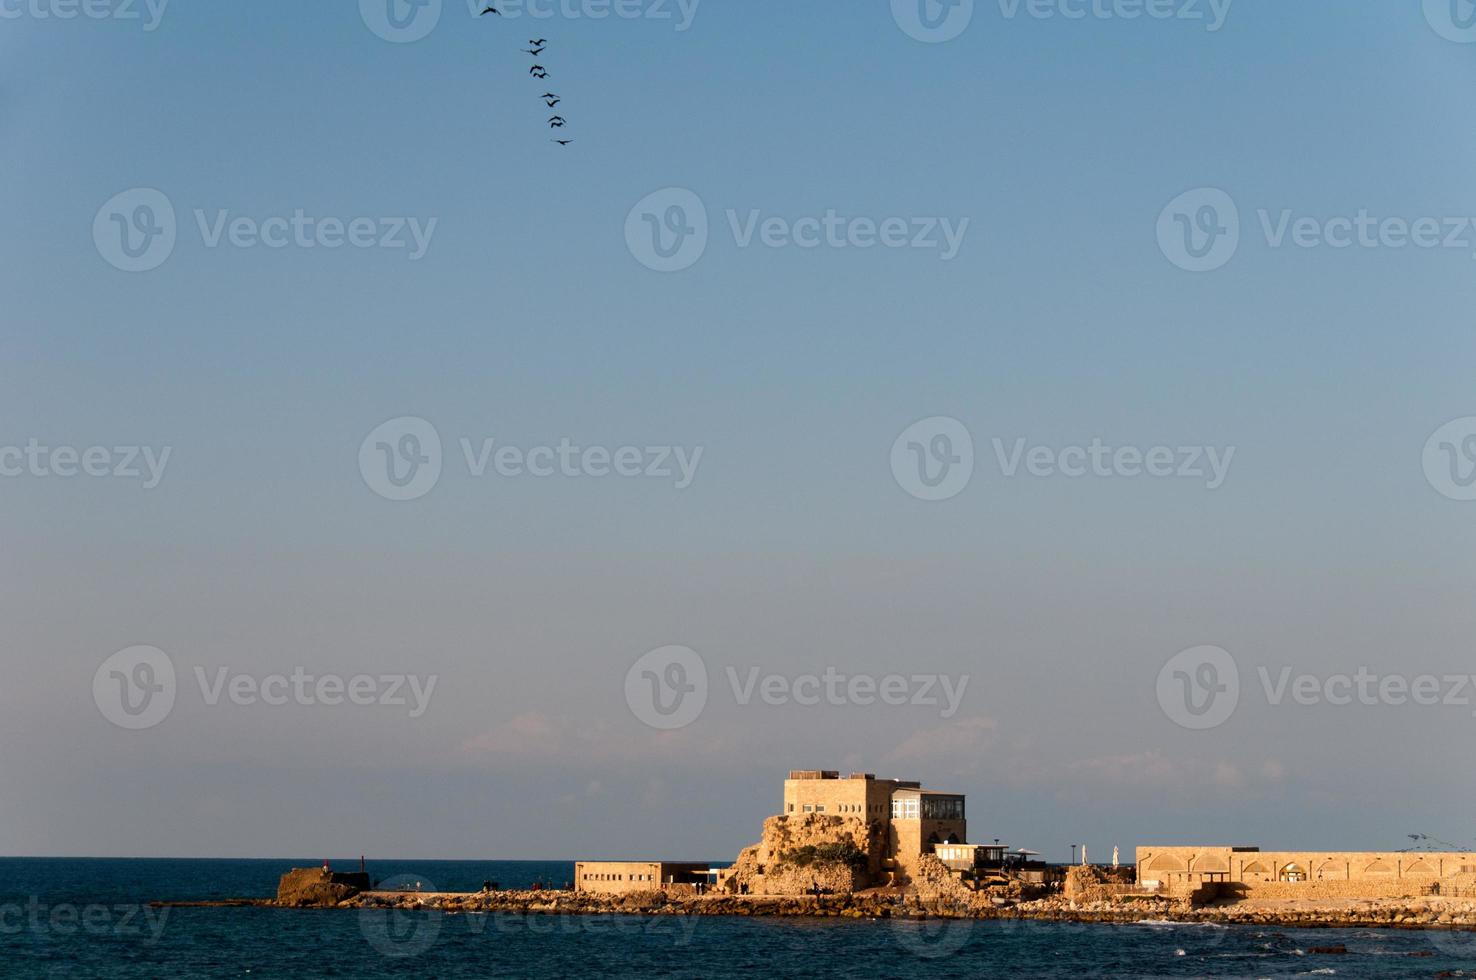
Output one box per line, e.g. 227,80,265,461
551,139,574,146
543,96,561,107
530,68,549,79
480,5,501,13
541,92,559,101
523,45,545,55
530,38,547,45
548,116,567,127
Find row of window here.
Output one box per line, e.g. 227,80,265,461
784,797,964,820
581,872,654,882
790,802,887,814
922,796,965,820
887,797,965,820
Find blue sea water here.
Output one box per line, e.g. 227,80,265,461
3,858,1475,978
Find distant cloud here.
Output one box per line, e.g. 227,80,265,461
883,717,999,769
1065,750,1290,795
1068,751,1181,786
459,711,736,767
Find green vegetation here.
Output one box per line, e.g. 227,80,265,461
780,841,868,870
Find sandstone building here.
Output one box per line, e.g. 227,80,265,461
1137,845,1476,900
780,770,968,878
576,769,979,896
573,861,710,895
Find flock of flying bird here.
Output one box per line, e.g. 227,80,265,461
481,6,574,145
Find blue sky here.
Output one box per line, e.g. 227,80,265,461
3,1,1476,863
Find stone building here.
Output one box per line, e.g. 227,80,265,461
574,861,710,895
576,769,975,896
781,769,968,878
1137,845,1476,900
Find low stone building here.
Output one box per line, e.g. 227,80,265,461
574,861,711,895
1136,845,1476,900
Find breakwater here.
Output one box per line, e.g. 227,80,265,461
163,876,1474,935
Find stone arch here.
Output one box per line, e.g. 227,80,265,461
1363,859,1394,876
1241,859,1272,877
1314,860,1346,880
1278,863,1307,882
1405,859,1438,876
1143,853,1187,873
1191,854,1229,874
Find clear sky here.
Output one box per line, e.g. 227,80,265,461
4,0,1476,863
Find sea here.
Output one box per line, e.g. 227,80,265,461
3,857,1474,978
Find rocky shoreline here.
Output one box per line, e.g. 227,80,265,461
156,866,1476,935
297,889,1476,933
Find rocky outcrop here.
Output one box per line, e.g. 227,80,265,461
757,860,867,896
910,854,978,902
275,868,370,907
723,813,879,895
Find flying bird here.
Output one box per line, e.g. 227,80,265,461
551,139,574,146
548,116,567,127
480,5,501,13
524,46,545,55
530,38,546,45
544,96,561,107
530,66,549,78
